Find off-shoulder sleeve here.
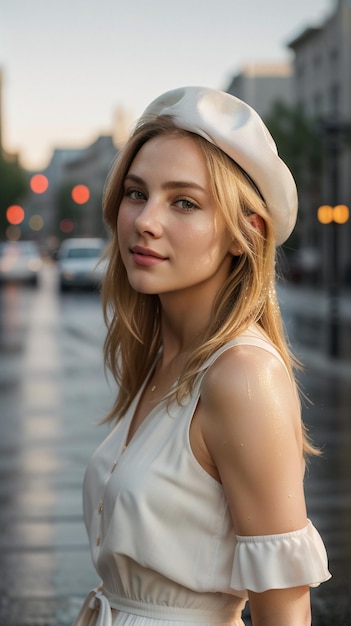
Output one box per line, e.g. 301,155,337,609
231,519,331,593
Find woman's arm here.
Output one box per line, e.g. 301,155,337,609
199,344,311,625
248,586,311,626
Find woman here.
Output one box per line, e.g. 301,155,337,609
78,87,331,626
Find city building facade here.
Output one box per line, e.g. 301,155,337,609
60,135,118,237
288,0,351,284
24,136,118,246
226,62,294,119
225,1,351,286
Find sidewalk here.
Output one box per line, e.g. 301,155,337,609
277,281,351,379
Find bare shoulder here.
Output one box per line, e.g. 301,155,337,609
201,342,296,411
199,342,301,450
197,343,306,535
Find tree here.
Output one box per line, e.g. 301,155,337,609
0,154,28,239
264,102,327,285
265,101,324,205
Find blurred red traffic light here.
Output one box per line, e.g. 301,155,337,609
71,185,90,204
6,205,25,225
30,174,49,194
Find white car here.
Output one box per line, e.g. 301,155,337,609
0,240,42,286
57,238,107,291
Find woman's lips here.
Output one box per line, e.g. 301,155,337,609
131,245,167,267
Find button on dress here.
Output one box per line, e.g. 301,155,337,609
80,326,331,626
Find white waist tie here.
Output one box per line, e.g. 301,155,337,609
74,589,246,625
73,588,112,626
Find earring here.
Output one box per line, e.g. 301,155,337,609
230,240,244,256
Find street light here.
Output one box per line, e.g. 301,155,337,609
318,204,349,225
333,205,349,224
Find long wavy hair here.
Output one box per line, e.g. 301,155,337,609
101,116,316,456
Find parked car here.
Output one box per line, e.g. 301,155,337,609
0,240,42,285
57,238,107,291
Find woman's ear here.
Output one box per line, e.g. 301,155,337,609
247,212,265,236
229,213,266,256
229,241,243,257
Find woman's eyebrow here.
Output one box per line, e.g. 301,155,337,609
124,174,145,185
124,173,207,193
162,180,207,193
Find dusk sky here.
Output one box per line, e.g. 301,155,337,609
1,0,334,170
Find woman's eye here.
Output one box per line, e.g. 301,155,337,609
125,189,146,201
175,198,198,212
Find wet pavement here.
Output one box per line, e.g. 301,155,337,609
0,263,350,625
277,284,351,624
0,263,113,625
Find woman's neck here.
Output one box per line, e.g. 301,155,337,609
158,278,223,352
159,302,211,364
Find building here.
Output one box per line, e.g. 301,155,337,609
225,62,294,119
288,0,351,284
61,135,118,237
24,136,118,244
25,147,87,243
288,1,351,121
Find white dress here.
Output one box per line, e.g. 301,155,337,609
80,326,331,626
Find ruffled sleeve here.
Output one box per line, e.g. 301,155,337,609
231,519,331,593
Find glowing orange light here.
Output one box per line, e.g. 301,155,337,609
60,219,74,233
71,184,90,204
317,205,333,224
333,204,349,224
6,205,25,225
30,174,49,194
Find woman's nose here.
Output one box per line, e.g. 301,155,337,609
134,199,163,236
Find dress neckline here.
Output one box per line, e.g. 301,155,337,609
122,354,166,450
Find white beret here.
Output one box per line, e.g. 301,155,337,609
141,86,298,245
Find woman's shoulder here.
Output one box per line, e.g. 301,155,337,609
198,326,303,485
202,324,287,377
200,325,296,415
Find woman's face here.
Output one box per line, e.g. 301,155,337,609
117,134,237,300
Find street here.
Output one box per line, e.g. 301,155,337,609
0,262,113,625
0,262,350,625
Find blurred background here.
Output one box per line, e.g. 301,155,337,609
0,0,350,624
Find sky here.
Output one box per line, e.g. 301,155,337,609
0,0,334,171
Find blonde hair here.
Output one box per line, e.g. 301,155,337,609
101,116,317,456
